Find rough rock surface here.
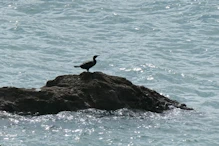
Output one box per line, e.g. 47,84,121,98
0,72,193,115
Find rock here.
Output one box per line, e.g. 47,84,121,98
0,72,193,115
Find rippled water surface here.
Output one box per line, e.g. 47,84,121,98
0,0,219,145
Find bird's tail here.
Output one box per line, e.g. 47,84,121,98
74,65,80,68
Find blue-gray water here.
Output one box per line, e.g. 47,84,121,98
0,0,219,145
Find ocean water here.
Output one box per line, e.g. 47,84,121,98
0,0,219,145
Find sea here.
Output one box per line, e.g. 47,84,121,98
0,0,219,145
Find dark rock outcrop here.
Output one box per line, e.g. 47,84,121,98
0,72,193,115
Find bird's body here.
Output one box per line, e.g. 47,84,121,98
74,55,99,72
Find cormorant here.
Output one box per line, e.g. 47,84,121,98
74,55,99,72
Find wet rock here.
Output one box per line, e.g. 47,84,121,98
0,72,193,115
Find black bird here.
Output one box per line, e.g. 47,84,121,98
74,55,99,72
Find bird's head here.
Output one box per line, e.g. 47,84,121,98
93,55,99,59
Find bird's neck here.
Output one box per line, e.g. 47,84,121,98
93,57,96,63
